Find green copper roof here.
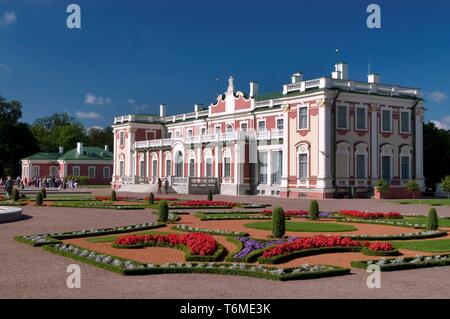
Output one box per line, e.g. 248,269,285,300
22,152,61,160
58,147,113,161
23,147,112,161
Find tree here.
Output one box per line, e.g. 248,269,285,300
309,200,320,220
86,126,113,150
427,208,439,230
272,207,285,238
405,179,420,199
35,192,43,206
148,192,155,204
30,113,87,152
424,122,450,190
207,189,213,201
0,95,39,176
440,175,450,202
158,200,169,222
111,190,117,201
375,179,389,199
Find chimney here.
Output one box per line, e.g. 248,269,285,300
194,103,204,112
332,63,349,80
368,73,380,84
291,72,303,84
104,144,109,151
77,142,84,155
160,104,166,117
58,146,64,154
249,81,259,97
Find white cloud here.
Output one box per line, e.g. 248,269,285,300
429,91,447,104
431,116,450,130
86,126,103,131
0,11,16,27
127,99,135,104
76,111,102,119
84,93,111,105
0,64,11,71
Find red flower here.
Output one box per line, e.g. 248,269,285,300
340,210,402,219
171,200,238,207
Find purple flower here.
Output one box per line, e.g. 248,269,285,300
234,237,298,258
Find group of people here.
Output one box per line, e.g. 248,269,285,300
157,177,170,194
0,176,81,198
0,176,15,199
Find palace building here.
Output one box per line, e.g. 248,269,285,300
112,63,424,198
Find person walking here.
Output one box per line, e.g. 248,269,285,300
157,177,162,194
164,179,169,194
4,176,14,199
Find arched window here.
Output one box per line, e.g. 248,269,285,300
297,144,309,179
400,145,412,180
226,123,234,133
336,142,350,179
380,144,394,182
175,151,184,177
164,152,172,177
139,154,146,177
355,144,368,179
151,153,158,177
223,148,232,178
188,152,196,177
204,149,213,177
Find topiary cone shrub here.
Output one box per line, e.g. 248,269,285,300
148,192,155,204
309,200,320,220
427,208,439,230
272,207,285,238
111,190,117,201
208,189,213,201
35,192,43,206
12,188,20,202
158,200,169,222
41,188,47,199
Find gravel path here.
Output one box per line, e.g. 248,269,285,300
1,203,450,299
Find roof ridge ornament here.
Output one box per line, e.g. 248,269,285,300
227,76,234,94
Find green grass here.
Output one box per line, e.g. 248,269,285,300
392,199,450,206
86,230,170,243
392,239,450,253
244,221,358,232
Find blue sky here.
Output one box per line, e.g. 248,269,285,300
0,0,449,129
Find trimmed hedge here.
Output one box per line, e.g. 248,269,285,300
198,215,273,221
169,206,233,210
112,241,226,262
14,235,61,247
351,254,450,271
361,247,401,256
344,230,447,241
158,201,169,222
427,208,439,230
309,200,320,220
49,202,147,210
258,246,362,264
43,244,351,281
35,192,43,206
198,211,266,215
272,207,285,238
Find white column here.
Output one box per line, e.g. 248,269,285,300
112,129,117,179
317,103,331,188
281,113,289,187
214,145,219,177
128,129,135,177
415,107,424,186
159,150,163,178
371,105,378,180
146,151,150,178
267,150,272,186
197,146,202,177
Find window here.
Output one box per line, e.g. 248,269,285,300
356,108,367,130
88,167,96,179
223,157,231,177
401,111,410,133
298,154,308,178
337,105,348,129
189,158,195,177
175,130,181,138
167,131,172,139
258,152,267,184
271,151,282,184
240,122,248,132
175,151,183,177
103,167,111,179
32,166,40,178
298,107,308,129
381,156,391,182
187,129,193,137
215,126,221,134
226,124,233,132
356,154,366,179
152,160,158,177
201,127,206,135
382,110,392,132
119,132,124,146
73,166,80,177
205,158,212,177
50,166,58,177
139,160,145,177
401,156,410,180
119,161,124,177
166,159,172,176
276,118,284,130
258,120,266,131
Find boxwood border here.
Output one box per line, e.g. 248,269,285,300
351,255,450,271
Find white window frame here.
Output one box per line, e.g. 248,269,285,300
222,148,232,179
73,166,81,177
188,152,196,177
257,119,266,131
214,125,221,134
226,123,234,132
103,166,111,179
355,106,368,131
400,110,411,133
187,128,193,137
297,105,309,130
355,145,368,180
336,105,349,129
49,166,58,177
119,161,124,177
119,132,124,146
276,118,284,130
175,129,181,138
381,108,393,133
88,166,96,179
32,166,40,178
240,120,248,132
200,126,207,135
297,144,309,182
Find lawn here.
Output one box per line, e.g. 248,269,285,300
244,221,357,232
392,239,450,253
392,199,450,206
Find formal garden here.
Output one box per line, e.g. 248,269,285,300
13,190,450,281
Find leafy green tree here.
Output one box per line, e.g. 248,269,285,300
375,179,389,199
148,192,155,204
440,176,450,202
424,122,450,190
86,127,113,150
111,190,117,201
272,207,285,238
309,200,320,220
35,192,43,206
158,200,169,222
405,179,420,199
427,208,439,230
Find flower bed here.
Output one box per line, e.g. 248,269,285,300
340,210,402,219
262,209,308,216
172,224,249,237
338,217,426,228
199,215,272,221
43,244,350,281
342,229,447,241
112,233,223,261
198,211,265,215
15,222,166,246
351,254,450,271
170,200,239,208
257,236,399,264
361,242,400,256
